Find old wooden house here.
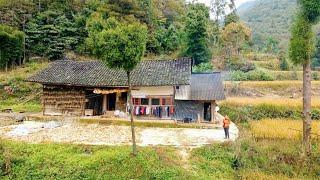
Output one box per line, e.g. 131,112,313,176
27,58,225,122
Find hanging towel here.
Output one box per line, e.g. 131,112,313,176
146,107,150,115
159,107,162,118
170,107,175,115
166,106,170,117
135,106,140,115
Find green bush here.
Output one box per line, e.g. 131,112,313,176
312,71,320,80
229,71,248,81
246,69,275,81
192,62,214,73
229,69,275,81
311,109,320,120
226,60,256,72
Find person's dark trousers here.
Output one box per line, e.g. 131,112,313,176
224,127,229,139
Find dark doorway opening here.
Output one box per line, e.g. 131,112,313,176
85,91,103,115
107,93,116,111
203,102,211,121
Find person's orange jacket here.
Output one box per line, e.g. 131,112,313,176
223,118,230,128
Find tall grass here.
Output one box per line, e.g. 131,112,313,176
250,119,320,139
222,97,320,108
225,80,320,91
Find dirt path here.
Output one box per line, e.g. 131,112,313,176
0,121,239,147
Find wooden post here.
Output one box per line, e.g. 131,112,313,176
197,113,201,124
115,92,120,110
211,100,216,123
102,94,107,113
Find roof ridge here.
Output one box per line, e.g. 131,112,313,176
53,57,191,63
192,72,221,74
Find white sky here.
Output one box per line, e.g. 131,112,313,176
195,0,254,8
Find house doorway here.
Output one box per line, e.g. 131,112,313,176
107,93,116,111
203,102,211,121
85,92,103,115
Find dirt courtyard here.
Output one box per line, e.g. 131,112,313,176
0,120,238,147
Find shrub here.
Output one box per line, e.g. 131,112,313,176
229,71,248,81
246,69,275,81
226,60,256,72
229,69,275,81
312,71,320,80
311,109,320,120
279,52,289,71
192,62,214,73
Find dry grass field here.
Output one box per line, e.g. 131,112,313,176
225,80,320,91
250,119,320,139
222,97,320,108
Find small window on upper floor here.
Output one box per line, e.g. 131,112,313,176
141,98,149,105
175,86,180,90
151,98,160,105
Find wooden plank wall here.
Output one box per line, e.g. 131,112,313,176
42,85,86,116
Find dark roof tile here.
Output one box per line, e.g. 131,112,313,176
27,58,192,87
190,73,225,100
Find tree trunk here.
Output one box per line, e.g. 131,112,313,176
38,0,41,12
127,71,137,156
302,60,312,156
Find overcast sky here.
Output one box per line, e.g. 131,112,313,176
195,0,254,8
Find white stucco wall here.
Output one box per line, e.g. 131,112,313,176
132,86,174,98
174,85,191,100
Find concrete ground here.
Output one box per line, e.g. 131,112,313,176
0,120,238,147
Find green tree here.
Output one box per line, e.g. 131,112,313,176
279,51,289,71
224,0,239,26
224,11,240,26
210,0,227,23
0,25,25,71
289,0,320,156
312,34,320,68
88,18,148,156
185,3,211,65
221,22,252,58
265,36,279,54
25,10,81,60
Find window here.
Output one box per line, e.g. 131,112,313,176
151,98,160,105
133,98,140,105
175,86,180,90
162,97,172,105
141,98,149,105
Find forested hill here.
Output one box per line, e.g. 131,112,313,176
238,0,297,51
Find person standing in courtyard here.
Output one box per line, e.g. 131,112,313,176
223,115,231,139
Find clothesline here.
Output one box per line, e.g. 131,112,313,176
133,105,175,118
133,105,175,107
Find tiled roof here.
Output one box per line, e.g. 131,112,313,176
190,73,225,100
27,58,192,87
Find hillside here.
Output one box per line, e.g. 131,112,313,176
238,0,297,51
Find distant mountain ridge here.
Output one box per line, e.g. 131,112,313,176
238,0,297,50
237,0,255,14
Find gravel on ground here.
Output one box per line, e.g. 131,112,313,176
0,120,239,147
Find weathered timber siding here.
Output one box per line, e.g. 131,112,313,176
42,85,86,116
